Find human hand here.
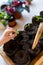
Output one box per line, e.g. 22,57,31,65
0,28,17,46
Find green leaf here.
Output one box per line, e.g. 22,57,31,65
0,20,8,26
15,30,19,35
1,11,6,16
25,24,30,28
24,5,30,12
3,21,8,26
30,0,32,1
40,34,43,39
0,14,4,19
15,5,24,12
0,11,7,19
35,16,43,21
4,14,10,20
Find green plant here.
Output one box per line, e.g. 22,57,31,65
0,11,10,20
0,20,8,26
40,34,43,39
25,24,31,28
35,16,43,21
15,30,19,35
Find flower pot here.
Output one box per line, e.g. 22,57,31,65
14,11,22,19
8,15,16,27
8,19,16,27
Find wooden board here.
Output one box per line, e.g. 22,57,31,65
0,46,43,65
0,46,15,65
30,51,43,65
35,56,43,65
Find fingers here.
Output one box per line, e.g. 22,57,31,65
6,30,15,35
7,34,17,41
9,33,17,39
10,34,17,39
4,28,15,36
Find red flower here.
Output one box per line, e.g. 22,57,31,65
23,2,26,4
18,2,22,5
18,2,26,5
13,1,19,6
4,6,14,13
4,7,9,12
9,7,14,13
13,1,26,6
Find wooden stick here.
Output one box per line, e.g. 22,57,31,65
32,23,43,50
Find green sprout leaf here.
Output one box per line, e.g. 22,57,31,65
15,30,19,35
35,16,43,21
25,24,30,28
40,34,43,39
